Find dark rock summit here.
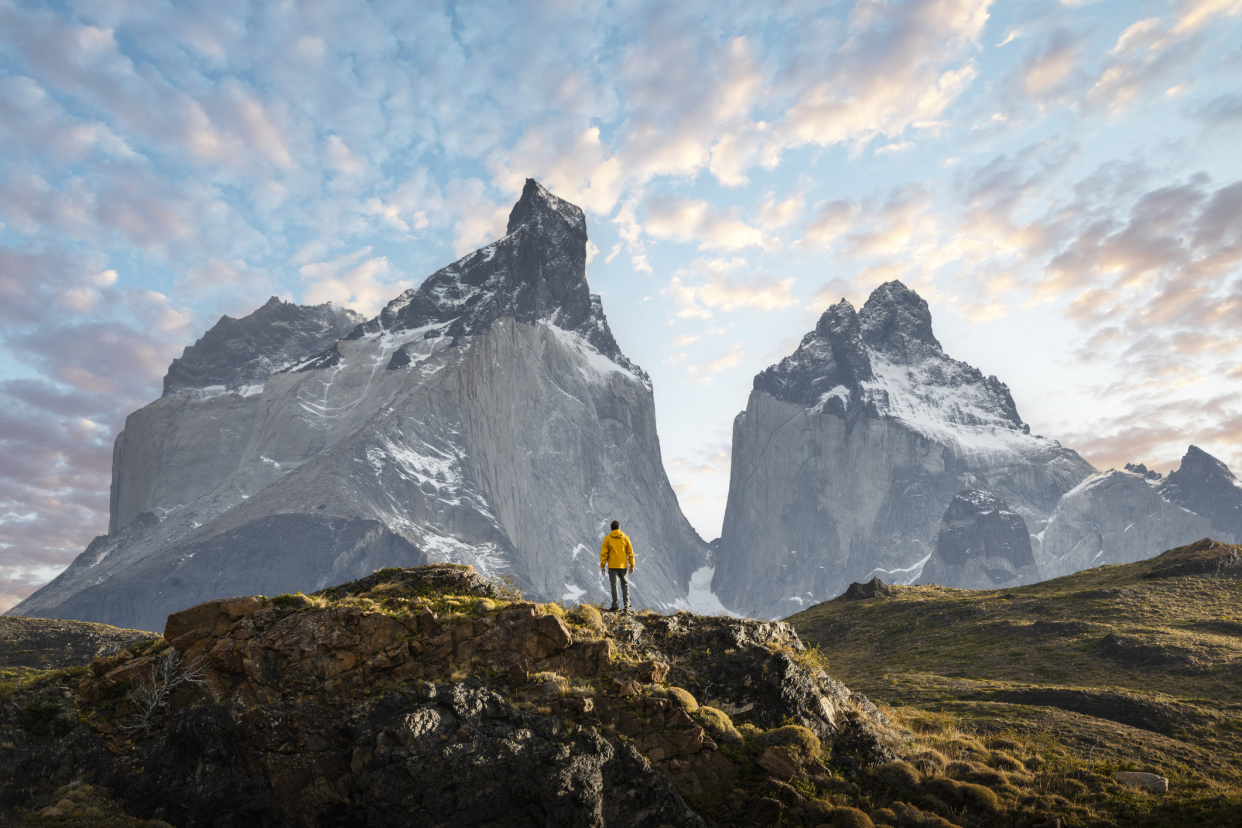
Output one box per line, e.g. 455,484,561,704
163,297,364,399
919,489,1037,588
12,181,704,630
753,281,1021,428
348,179,642,378
1160,445,1242,540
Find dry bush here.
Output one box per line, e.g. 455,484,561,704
910,750,948,775
871,760,922,790
122,649,208,733
943,760,984,779
922,776,1001,814
754,724,821,761
886,800,957,828
826,805,874,827
869,806,898,826
665,687,698,712
696,706,742,745
987,750,1026,773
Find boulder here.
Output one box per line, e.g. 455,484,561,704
1114,771,1168,792
757,746,800,780
637,659,670,683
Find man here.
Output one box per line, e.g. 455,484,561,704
599,519,635,613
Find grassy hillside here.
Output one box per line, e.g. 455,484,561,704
788,538,1242,826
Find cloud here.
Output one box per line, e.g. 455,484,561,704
643,196,764,251
664,257,799,319
1194,92,1242,127
777,0,990,152
445,178,510,257
299,248,414,317
685,343,745,382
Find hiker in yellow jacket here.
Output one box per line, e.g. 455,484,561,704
599,519,635,613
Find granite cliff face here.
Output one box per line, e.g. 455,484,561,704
712,282,1095,618
11,180,705,631
919,489,1037,589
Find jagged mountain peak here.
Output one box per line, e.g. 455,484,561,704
163,298,364,399
859,280,943,362
505,178,587,240
753,281,1026,444
1160,444,1242,539
347,179,644,380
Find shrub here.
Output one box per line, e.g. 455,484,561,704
888,800,957,828
487,572,524,601
869,807,898,826
911,750,947,775
567,603,603,635
988,750,1026,772
963,768,1009,788
943,760,983,779
921,777,1000,814
871,760,921,790
754,724,821,761
696,706,742,745
666,687,698,712
828,806,874,827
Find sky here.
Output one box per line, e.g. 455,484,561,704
1,0,1241,613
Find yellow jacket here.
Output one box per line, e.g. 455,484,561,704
600,529,635,569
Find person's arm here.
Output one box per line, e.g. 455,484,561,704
600,537,608,572
626,537,635,573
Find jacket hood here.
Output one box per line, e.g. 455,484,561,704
608,529,626,537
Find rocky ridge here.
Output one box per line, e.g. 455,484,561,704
11,181,705,630
0,564,897,827
1036,444,1242,580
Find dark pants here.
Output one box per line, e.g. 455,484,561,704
608,567,630,608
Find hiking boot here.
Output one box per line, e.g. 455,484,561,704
604,605,619,613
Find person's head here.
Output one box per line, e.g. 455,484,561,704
611,520,620,531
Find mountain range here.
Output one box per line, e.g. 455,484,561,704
10,182,1241,626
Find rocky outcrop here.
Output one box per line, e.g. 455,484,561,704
12,180,706,630
1037,468,1216,580
919,489,1037,589
1143,537,1242,579
0,616,154,670
0,564,896,827
713,281,1095,617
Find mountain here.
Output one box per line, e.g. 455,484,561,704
1038,445,1242,579
711,281,1096,618
10,180,706,631
918,489,1037,589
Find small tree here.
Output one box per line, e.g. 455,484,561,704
121,648,209,733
